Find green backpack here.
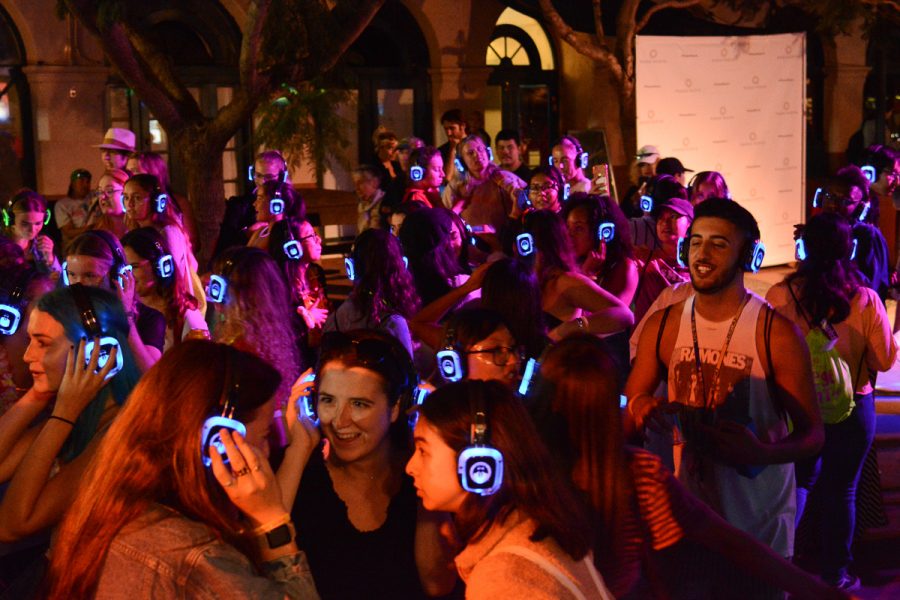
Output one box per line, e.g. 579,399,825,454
790,287,860,424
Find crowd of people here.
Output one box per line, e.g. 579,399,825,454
1,114,899,599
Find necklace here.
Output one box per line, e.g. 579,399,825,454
690,293,749,410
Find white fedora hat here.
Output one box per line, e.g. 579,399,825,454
93,128,136,153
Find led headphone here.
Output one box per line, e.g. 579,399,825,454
150,240,176,279
515,233,535,257
457,390,504,496
0,272,29,336
436,324,464,382
549,136,589,171
201,347,247,467
861,165,876,184
269,185,286,216
676,232,765,273
247,152,289,184
454,143,494,175
410,165,424,181
639,195,653,213
2,196,51,228
62,230,132,288
309,333,420,423
282,224,303,261
207,258,235,303
69,283,124,381
795,235,858,262
812,187,871,223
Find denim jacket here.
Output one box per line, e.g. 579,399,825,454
94,505,319,599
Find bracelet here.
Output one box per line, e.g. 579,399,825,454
251,513,292,537
574,316,588,330
48,415,76,427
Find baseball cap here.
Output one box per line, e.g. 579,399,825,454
70,168,91,181
656,157,694,176
652,197,694,221
636,145,660,165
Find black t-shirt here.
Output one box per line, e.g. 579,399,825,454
291,450,426,600
135,302,166,352
211,193,256,267
511,163,532,183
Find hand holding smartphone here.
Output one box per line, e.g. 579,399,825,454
591,164,610,195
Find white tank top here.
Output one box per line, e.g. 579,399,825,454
666,292,795,557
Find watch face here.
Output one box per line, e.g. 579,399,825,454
266,523,294,549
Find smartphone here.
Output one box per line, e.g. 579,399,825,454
591,164,610,195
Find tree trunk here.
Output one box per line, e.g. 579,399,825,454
619,88,637,162
174,131,228,268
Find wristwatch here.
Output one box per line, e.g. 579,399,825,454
264,521,296,550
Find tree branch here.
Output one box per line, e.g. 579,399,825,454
240,0,273,97
538,0,624,78
615,0,643,100
636,0,704,33
303,0,385,75
592,0,606,40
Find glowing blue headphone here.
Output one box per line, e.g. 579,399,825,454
861,165,876,184
812,187,871,223
549,136,589,170
410,165,424,181
796,236,857,262
0,276,25,335
70,283,124,381
201,349,247,467
639,195,653,213
207,258,234,303
269,187,285,216
515,233,534,257
457,393,504,496
282,225,303,261
676,235,766,273
436,324,464,382
598,221,616,243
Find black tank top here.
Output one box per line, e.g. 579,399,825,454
291,450,427,599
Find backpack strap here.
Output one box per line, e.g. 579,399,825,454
656,305,674,377
763,304,786,417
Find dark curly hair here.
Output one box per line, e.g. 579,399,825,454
397,208,463,306
350,228,421,322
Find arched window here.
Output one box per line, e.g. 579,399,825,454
484,8,558,168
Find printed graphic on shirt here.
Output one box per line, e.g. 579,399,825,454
671,344,755,427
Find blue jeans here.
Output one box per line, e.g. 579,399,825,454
795,392,876,580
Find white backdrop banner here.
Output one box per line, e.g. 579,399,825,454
636,33,806,265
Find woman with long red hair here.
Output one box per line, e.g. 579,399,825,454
44,341,319,598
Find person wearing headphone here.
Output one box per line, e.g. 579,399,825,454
121,227,207,352
551,136,592,195
443,135,526,251
2,189,61,276
0,285,140,556
90,169,130,240
279,330,458,599
246,179,305,251
324,228,419,357
0,263,54,415
402,146,443,208
627,200,824,588
63,231,166,372
44,341,320,598
212,150,291,264
124,173,206,317
435,308,523,389
527,166,567,213
767,213,896,591
406,379,613,598
562,193,638,306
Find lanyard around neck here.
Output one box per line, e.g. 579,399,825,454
690,294,749,410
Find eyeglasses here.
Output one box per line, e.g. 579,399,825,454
819,190,860,207
528,183,558,194
466,346,519,367
253,171,283,184
93,187,122,198
300,231,320,242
